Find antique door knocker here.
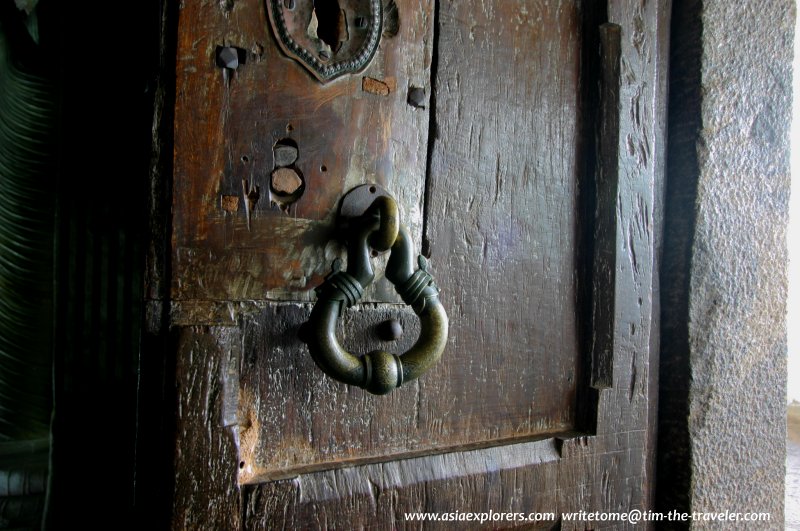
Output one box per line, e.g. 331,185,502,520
300,185,448,394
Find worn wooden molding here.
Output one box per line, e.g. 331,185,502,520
240,431,664,529
593,0,669,513
242,436,579,528
591,22,621,390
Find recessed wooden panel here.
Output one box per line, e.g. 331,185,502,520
172,0,434,302
236,0,585,482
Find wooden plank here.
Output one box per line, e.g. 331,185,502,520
647,0,671,514
171,0,435,303
172,327,242,530
242,438,570,529
235,0,585,480
422,0,584,446
590,0,670,517
591,22,621,389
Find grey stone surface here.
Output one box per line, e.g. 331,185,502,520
678,0,792,526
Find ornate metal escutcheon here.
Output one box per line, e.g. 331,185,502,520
267,0,383,82
300,185,448,394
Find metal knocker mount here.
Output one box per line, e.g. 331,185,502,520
267,0,383,83
300,184,448,395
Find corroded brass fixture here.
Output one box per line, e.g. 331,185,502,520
300,185,448,395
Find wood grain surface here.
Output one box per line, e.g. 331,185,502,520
172,0,434,303
230,0,585,482
167,0,670,527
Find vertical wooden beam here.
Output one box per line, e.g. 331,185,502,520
591,22,621,389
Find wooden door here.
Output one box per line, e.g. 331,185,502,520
165,0,669,528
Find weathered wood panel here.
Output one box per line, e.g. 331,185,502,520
234,0,585,480
239,0,667,524
426,0,586,422
237,304,424,483
172,0,434,302
168,0,670,527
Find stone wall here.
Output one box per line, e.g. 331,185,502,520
659,0,793,526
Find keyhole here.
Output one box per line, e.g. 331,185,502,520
314,0,343,52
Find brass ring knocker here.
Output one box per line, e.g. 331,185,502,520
300,186,448,395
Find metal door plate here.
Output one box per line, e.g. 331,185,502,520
267,0,383,83
338,183,391,222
